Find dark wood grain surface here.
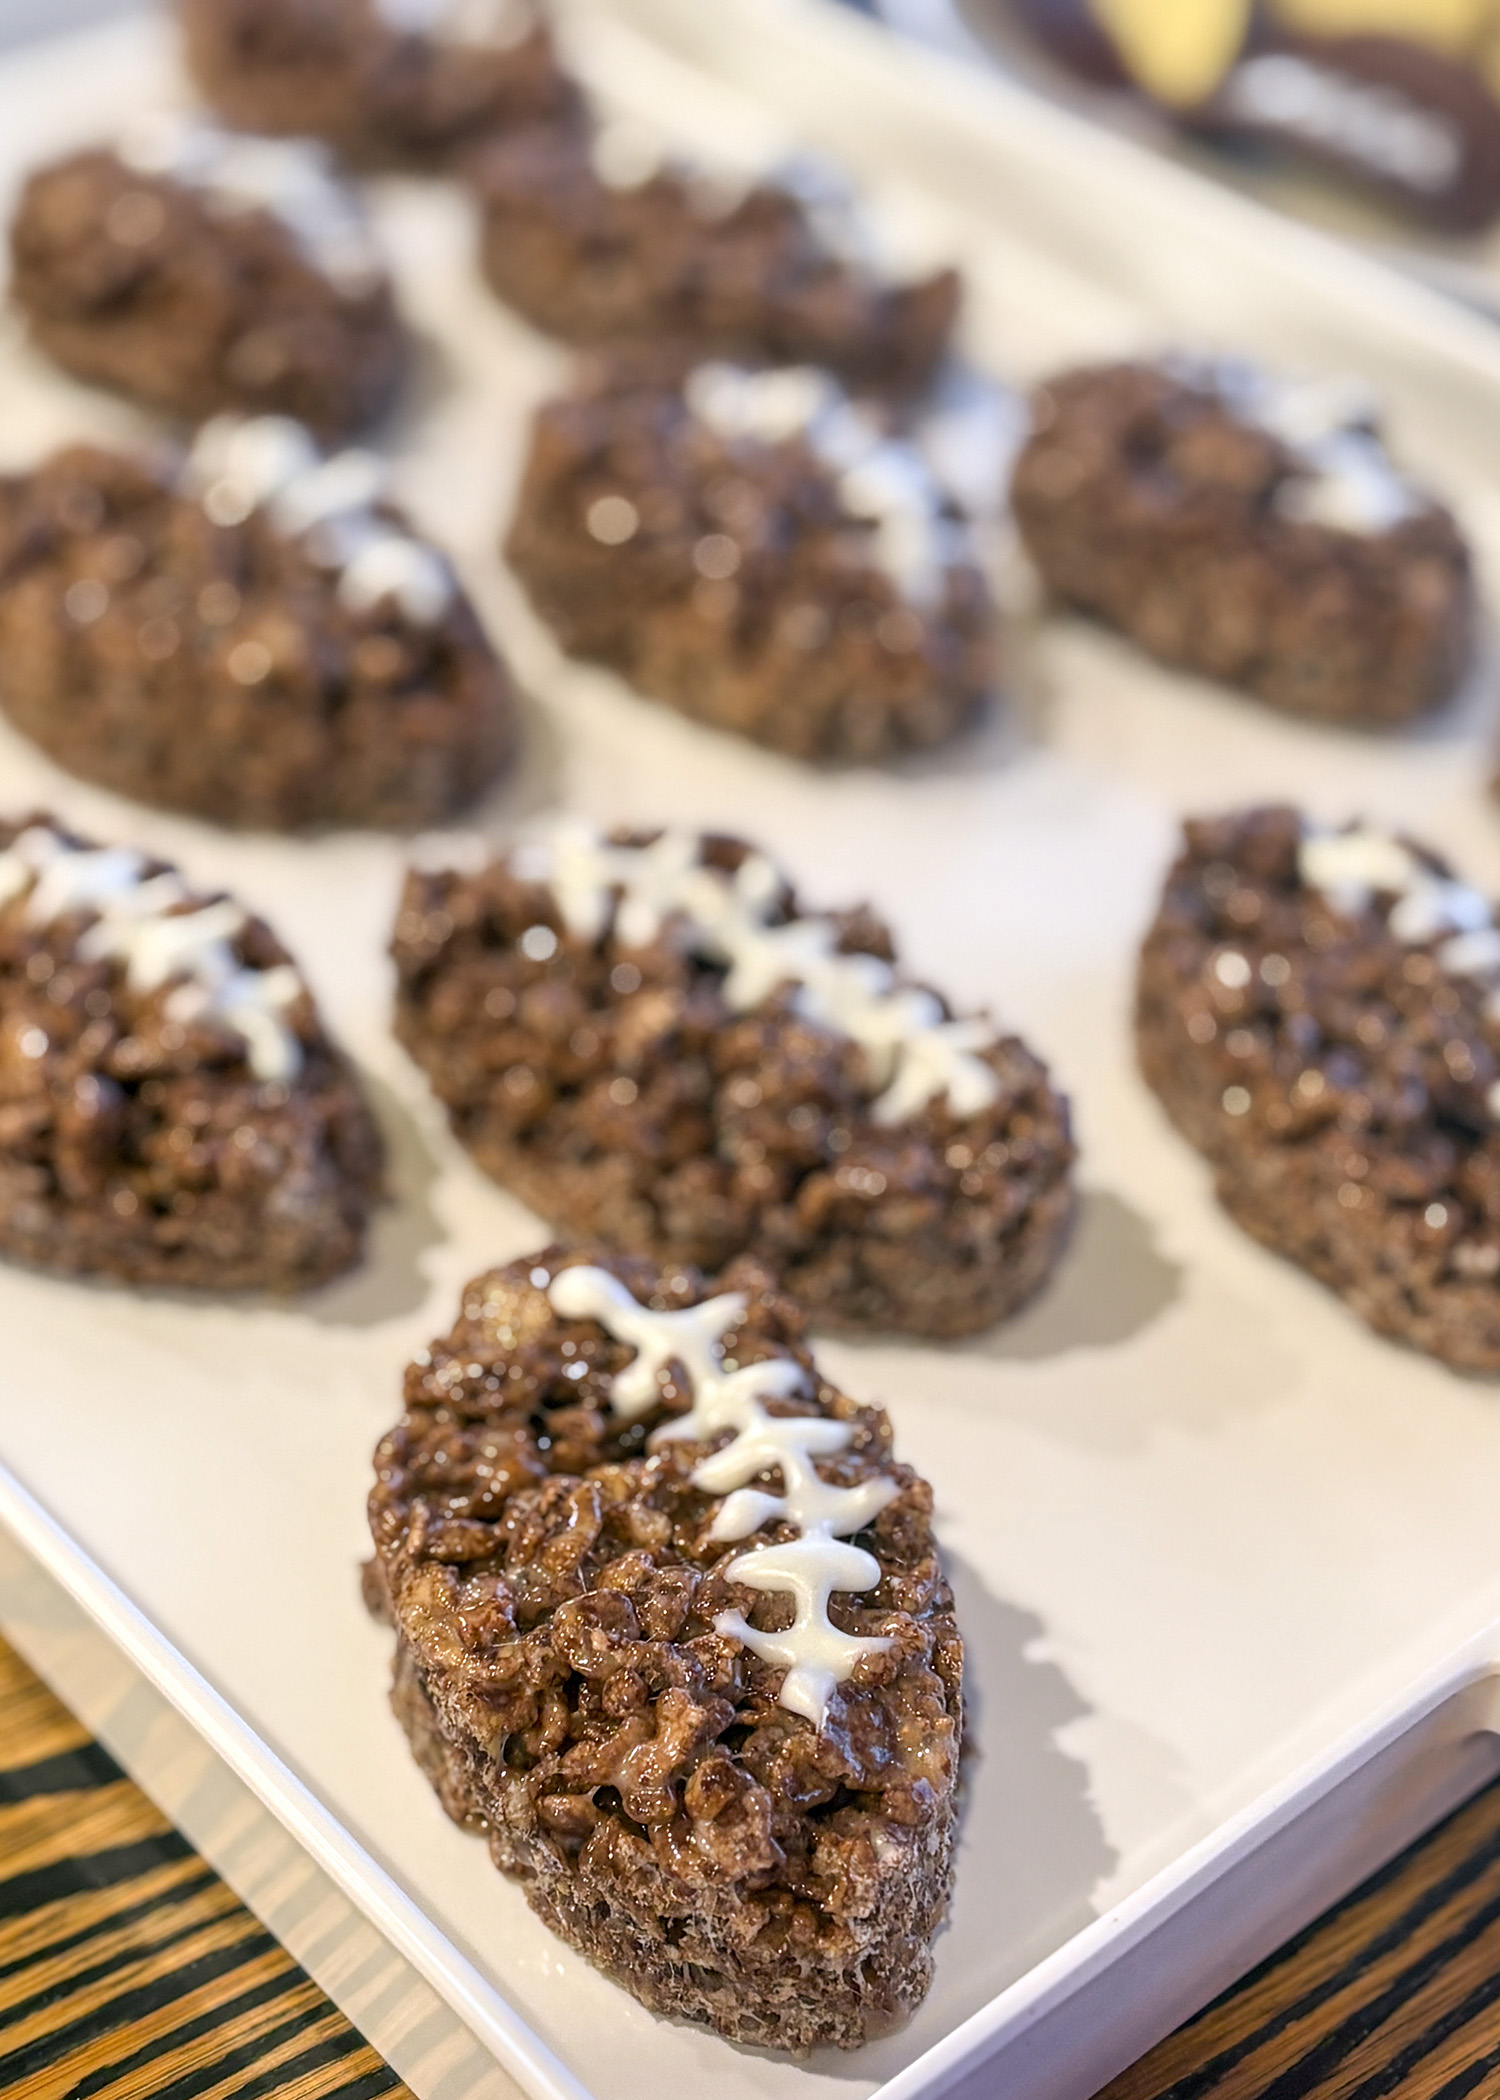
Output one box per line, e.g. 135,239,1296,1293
1098,1770,1500,2100
0,1635,412,2100
6,1625,1500,2099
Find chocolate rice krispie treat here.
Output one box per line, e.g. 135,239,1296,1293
0,420,514,832
179,0,582,171
1012,359,1474,728
472,123,959,396
1139,806,1500,1370
11,118,405,440
367,1245,964,2049
0,813,381,1290
506,362,996,762
392,825,1074,1337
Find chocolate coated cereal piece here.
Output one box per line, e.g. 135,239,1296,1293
392,825,1074,1338
471,121,960,396
0,813,381,1290
506,360,996,762
1012,358,1473,727
1139,805,1500,1369
179,0,583,172
0,425,515,832
10,126,405,440
367,1244,963,2049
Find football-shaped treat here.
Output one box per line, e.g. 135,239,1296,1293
179,0,582,171
0,419,515,832
366,1246,963,2049
392,824,1074,1337
10,118,405,439
0,814,381,1290
471,122,960,396
1012,357,1473,727
1139,806,1500,1370
506,361,996,762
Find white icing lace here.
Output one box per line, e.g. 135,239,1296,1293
1165,356,1419,535
0,826,303,1083
547,1265,897,1727
118,115,382,295
185,417,454,627
519,824,999,1127
685,363,971,608
1299,824,1500,1116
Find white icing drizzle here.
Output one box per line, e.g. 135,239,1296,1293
0,825,303,1083
525,823,999,1127
1298,824,1500,1116
185,417,454,627
684,363,971,609
118,114,383,296
547,1265,897,1727
1166,356,1420,536
372,0,537,48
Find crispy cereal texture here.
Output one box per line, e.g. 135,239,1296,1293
10,148,405,440
0,445,515,832
1013,361,1474,727
367,1247,964,2051
0,813,382,1291
391,834,1074,1338
180,0,583,171
1138,806,1500,1369
505,366,996,763
471,123,960,395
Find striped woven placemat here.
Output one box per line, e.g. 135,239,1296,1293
0,1634,411,2100
1098,1769,1500,2100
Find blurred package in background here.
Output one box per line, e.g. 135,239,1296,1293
996,0,1500,229
866,0,1500,312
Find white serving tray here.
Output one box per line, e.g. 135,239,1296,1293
7,6,1500,2100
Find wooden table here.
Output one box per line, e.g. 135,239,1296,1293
4,1633,1500,2100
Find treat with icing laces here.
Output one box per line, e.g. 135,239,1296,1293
0,811,381,1291
505,360,995,763
0,437,512,831
367,1247,963,2049
1013,358,1473,728
1139,805,1500,1372
179,0,582,173
392,826,1075,1338
470,113,957,397
9,124,405,439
